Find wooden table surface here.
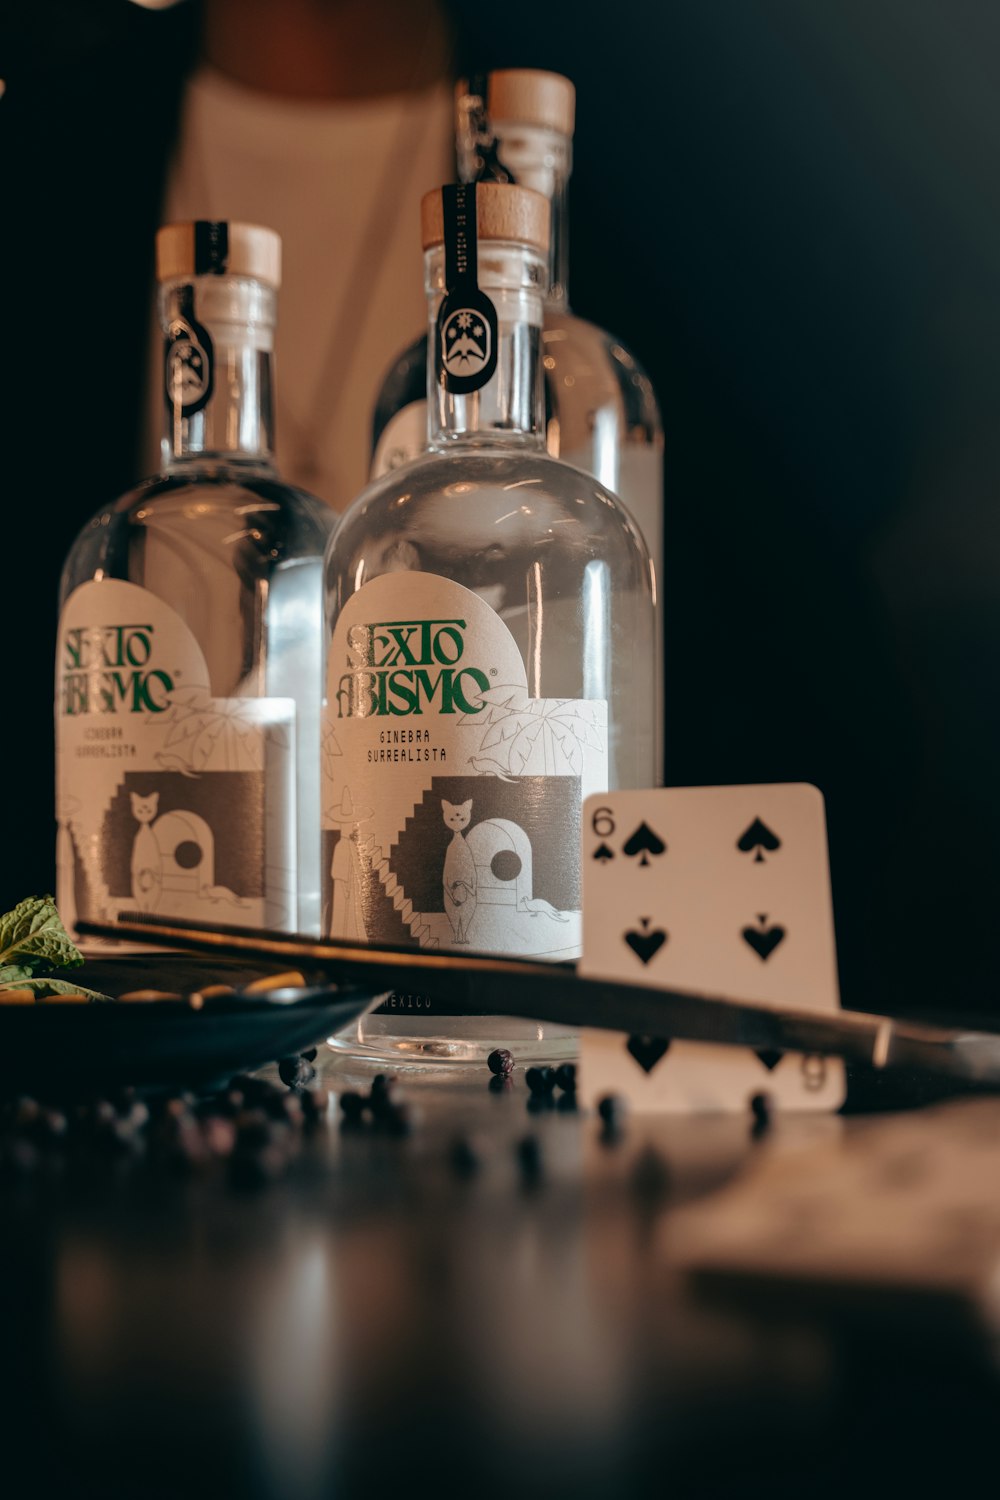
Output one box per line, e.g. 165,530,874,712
1,1050,995,1500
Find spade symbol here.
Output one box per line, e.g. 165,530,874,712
755,1049,784,1072
624,917,667,966
741,913,786,961
592,843,615,863
626,1035,671,1074
737,818,782,864
622,822,667,867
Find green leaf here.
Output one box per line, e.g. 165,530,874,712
20,977,115,1003
0,895,83,983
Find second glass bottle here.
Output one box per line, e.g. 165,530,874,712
324,182,658,1064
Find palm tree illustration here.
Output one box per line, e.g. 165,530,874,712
461,685,605,779
153,687,287,776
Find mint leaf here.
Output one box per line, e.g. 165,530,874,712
0,895,83,984
19,977,114,1003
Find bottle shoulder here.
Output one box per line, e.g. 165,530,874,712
368,309,663,487
330,446,651,570
81,469,332,532
62,469,334,600
543,308,662,438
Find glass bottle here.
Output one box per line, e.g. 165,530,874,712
56,222,333,939
325,183,657,1066
370,69,664,775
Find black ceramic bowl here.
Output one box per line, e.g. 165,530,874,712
0,955,374,1096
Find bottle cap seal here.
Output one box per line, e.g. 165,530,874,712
486,69,575,137
156,222,282,288
420,182,550,254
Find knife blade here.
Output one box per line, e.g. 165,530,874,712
74,913,1000,1089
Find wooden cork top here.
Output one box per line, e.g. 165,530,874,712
487,69,576,136
156,222,282,287
420,183,550,253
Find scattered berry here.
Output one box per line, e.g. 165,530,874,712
525,1066,556,1096
200,1115,237,1159
487,1049,514,1078
749,1091,773,1124
749,1091,774,1140
278,1056,316,1089
597,1093,627,1144
0,1062,334,1191
368,1075,400,1120
554,1063,577,1093
299,1087,330,1125
597,1093,626,1128
270,1092,304,1128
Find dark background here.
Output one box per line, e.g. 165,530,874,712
4,0,1000,1018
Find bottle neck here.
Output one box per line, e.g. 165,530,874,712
457,118,572,312
425,241,547,449
159,276,277,471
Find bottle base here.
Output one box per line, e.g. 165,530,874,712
325,1008,576,1070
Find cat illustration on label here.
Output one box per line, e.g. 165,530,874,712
129,792,163,912
128,789,248,913
440,797,568,950
442,798,477,944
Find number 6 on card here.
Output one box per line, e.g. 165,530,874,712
579,784,846,1114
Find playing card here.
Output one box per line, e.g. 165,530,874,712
667,1100,1000,1317
579,784,845,1113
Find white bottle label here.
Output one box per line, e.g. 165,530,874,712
322,572,608,959
55,579,298,936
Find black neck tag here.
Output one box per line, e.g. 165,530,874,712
435,182,499,396
466,73,516,185
164,284,214,419
193,221,230,275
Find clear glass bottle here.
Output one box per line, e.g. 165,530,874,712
370,69,664,775
325,183,657,1066
56,222,332,939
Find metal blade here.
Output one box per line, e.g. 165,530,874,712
75,914,1000,1087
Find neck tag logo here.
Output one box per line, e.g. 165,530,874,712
164,288,214,419
440,308,492,380
435,183,499,396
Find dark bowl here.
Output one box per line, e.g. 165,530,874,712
0,955,374,1097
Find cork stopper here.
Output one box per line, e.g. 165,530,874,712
420,183,550,254
156,222,282,288
487,69,576,137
